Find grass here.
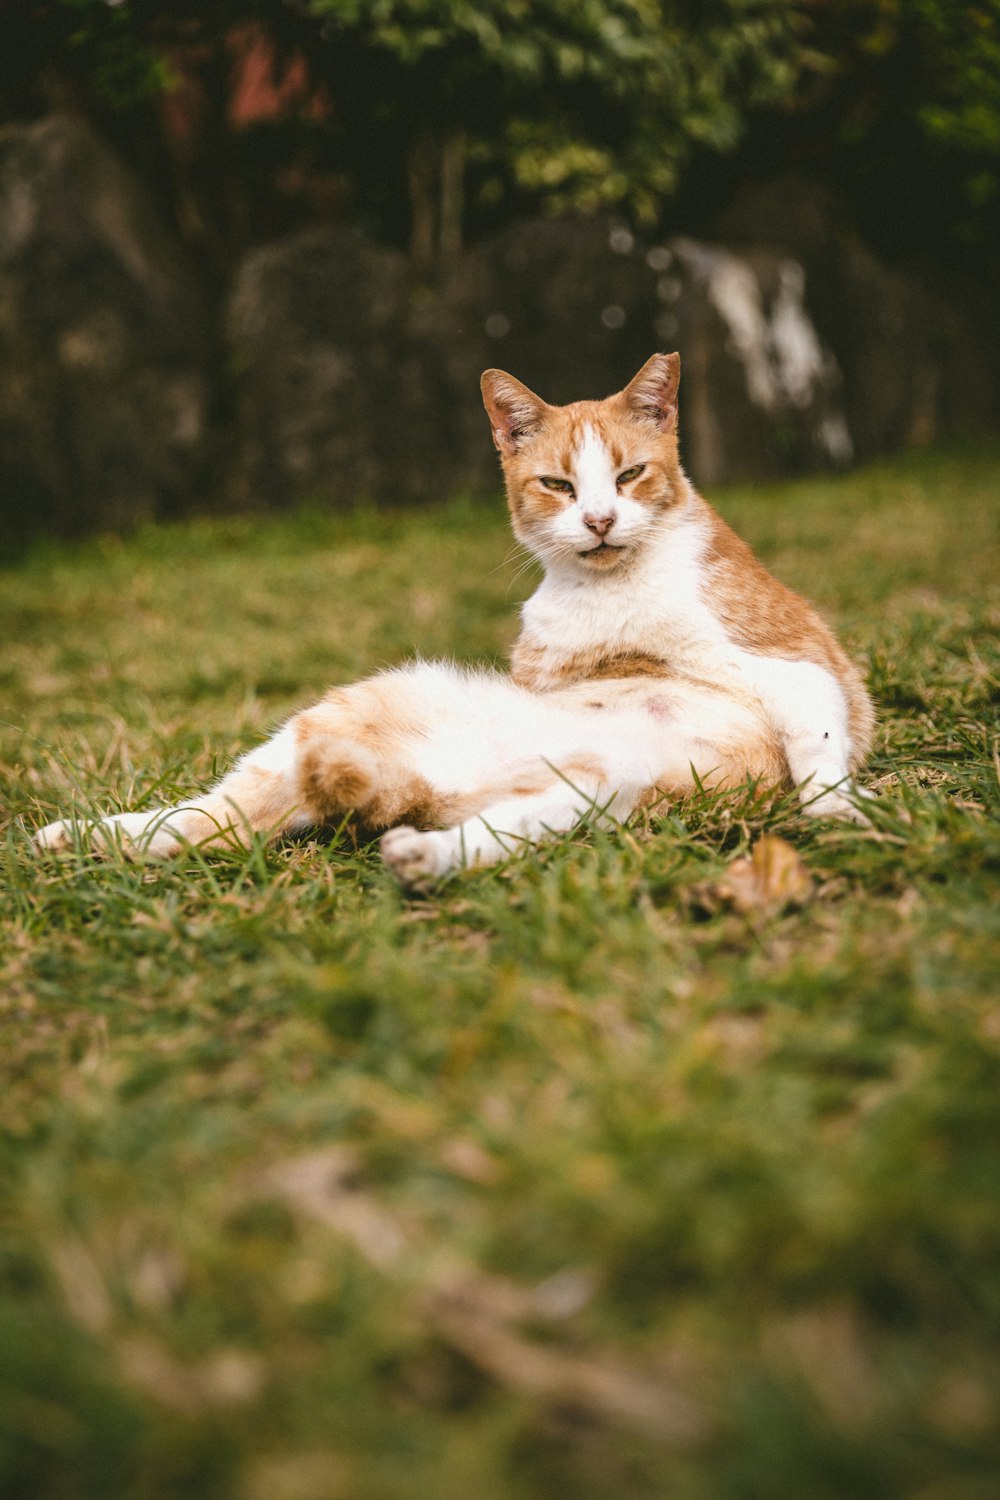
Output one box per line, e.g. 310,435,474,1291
2,446,999,1500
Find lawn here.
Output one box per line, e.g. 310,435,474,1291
2,447,999,1500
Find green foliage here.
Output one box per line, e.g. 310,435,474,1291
59,0,174,108
2,448,999,1497
0,0,810,240
304,0,806,217
796,0,1000,254
833,0,1000,158
5,0,998,279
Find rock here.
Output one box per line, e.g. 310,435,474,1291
229,216,854,508
227,227,467,508
444,216,853,489
0,114,210,547
665,237,853,485
439,216,665,492
716,177,994,458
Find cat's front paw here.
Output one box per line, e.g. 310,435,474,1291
802,786,874,825
381,825,451,892
34,818,75,852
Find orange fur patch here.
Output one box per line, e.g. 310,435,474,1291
701,505,874,765
298,738,378,818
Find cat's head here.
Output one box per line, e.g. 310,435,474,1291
480,353,685,572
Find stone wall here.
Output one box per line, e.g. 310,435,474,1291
0,115,210,547
225,217,857,505
0,117,993,544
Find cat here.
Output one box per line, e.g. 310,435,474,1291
34,353,873,888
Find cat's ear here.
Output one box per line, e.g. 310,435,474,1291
621,353,681,433
481,369,547,454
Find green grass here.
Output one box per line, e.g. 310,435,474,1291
2,447,999,1500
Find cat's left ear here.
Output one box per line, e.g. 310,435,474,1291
621,353,681,433
481,369,547,454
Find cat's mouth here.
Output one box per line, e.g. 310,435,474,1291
578,542,626,562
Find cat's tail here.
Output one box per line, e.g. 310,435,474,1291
297,737,380,821
294,726,443,831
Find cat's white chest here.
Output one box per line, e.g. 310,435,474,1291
522,517,729,675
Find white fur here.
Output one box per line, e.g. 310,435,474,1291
730,652,855,813
368,664,665,798
35,660,761,875
573,423,620,532
241,720,298,774
374,663,756,889
517,457,863,815
523,499,726,673
531,423,657,563
35,806,200,858
34,427,868,882
35,721,313,858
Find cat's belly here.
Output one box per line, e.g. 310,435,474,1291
402,664,780,799
519,632,849,748
548,672,768,728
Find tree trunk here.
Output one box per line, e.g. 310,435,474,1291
408,131,437,271
439,131,466,260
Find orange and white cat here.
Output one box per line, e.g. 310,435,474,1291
35,354,873,886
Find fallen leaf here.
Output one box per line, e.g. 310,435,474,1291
422,1278,706,1445
242,1451,349,1500
438,1136,501,1183
117,1335,264,1412
711,836,813,917
264,1147,408,1270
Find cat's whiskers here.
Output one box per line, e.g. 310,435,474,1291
506,558,543,597
492,541,527,576
496,541,543,600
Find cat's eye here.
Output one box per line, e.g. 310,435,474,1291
539,476,575,495
617,464,645,485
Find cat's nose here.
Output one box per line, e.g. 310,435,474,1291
582,510,616,537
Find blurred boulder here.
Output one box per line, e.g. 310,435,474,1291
227,227,471,507
0,114,210,546
650,235,852,486
229,216,857,506
439,216,666,492
445,217,854,489
716,177,994,458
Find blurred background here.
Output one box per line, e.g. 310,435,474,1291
0,0,997,547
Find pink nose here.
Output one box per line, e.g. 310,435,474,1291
583,511,615,537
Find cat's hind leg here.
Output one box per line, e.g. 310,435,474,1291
381,759,636,890
34,720,314,858
34,673,446,858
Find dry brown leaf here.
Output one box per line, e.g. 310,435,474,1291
117,1334,264,1413
712,835,813,917
265,1147,408,1270
242,1450,350,1500
437,1135,501,1184
924,1369,994,1437
762,1302,878,1428
49,1235,114,1335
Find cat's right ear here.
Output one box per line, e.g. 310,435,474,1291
621,352,681,433
481,370,546,454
